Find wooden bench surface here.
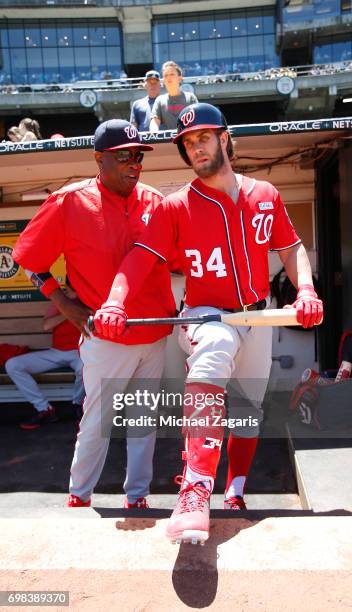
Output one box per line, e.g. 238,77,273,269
0,302,77,402
0,370,75,385
0,301,53,349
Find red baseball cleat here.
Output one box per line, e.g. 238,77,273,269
20,405,58,430
123,497,149,509
67,494,91,508
166,477,210,545
224,495,247,510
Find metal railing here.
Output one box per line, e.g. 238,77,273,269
0,61,351,95
0,0,174,6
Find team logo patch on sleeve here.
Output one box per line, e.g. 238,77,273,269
258,202,274,211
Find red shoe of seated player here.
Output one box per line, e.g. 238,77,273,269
123,497,149,509
67,494,91,508
223,495,247,510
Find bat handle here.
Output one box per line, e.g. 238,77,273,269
87,315,95,332
86,313,221,332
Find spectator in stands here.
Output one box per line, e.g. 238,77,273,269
19,117,42,142
130,70,161,132
119,69,128,87
193,62,202,76
149,61,198,131
7,126,22,142
5,279,84,430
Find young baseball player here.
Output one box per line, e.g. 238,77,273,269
13,119,176,509
93,103,323,543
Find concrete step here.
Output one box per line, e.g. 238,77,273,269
1,515,352,611
287,424,352,512
0,492,302,518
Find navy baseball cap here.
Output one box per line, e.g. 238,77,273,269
144,70,160,81
94,119,153,152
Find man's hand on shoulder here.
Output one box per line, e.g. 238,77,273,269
49,288,94,337
93,301,128,340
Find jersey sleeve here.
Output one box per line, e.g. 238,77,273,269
13,192,66,272
269,191,302,251
134,199,177,262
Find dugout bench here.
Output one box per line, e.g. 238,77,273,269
0,301,77,403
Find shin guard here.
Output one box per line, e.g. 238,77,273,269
182,382,225,480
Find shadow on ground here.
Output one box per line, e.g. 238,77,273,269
0,401,296,495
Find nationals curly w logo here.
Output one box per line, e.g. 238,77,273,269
252,213,274,245
181,109,195,127
124,125,138,139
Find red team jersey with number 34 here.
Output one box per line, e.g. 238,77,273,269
136,175,301,309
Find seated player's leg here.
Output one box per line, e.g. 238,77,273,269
66,350,85,419
5,349,63,412
6,349,65,429
225,326,273,509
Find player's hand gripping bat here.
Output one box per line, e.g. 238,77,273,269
87,308,312,331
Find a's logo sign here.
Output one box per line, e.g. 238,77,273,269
252,213,273,245
124,125,138,140
0,246,19,279
181,109,195,127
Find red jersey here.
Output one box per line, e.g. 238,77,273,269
13,177,175,344
52,319,80,351
136,175,301,309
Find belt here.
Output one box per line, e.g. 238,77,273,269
224,298,267,314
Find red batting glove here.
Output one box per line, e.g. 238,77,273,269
93,301,128,341
285,284,323,329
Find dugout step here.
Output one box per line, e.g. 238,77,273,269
287,423,352,512
0,492,302,518
1,515,352,575
2,518,352,611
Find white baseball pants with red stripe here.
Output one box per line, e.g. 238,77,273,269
69,334,166,503
179,304,273,436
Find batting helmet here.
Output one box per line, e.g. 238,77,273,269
173,103,233,166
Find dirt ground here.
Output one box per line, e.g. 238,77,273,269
1,569,352,611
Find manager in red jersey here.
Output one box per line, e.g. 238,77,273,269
13,119,176,510
93,104,323,543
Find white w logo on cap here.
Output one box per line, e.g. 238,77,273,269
181,109,195,127
124,125,138,139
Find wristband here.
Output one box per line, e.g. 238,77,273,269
40,276,60,298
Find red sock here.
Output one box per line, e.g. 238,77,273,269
226,434,258,495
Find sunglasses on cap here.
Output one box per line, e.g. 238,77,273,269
111,149,144,164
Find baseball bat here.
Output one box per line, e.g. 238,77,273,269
87,308,303,331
